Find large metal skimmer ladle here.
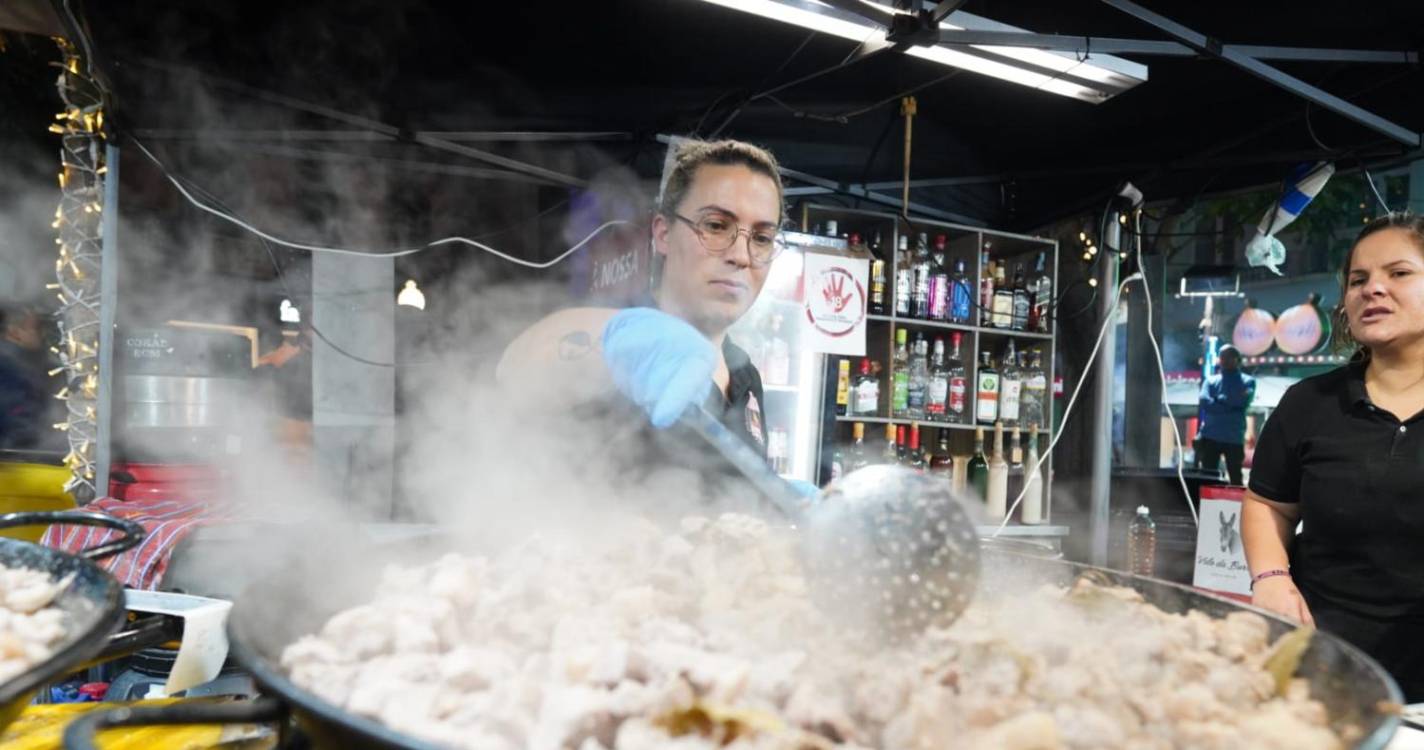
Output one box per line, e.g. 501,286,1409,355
681,407,981,640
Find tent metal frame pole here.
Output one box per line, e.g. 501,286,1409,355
94,142,121,501
1101,0,1422,148
1089,215,1123,567
935,30,1419,64
654,134,982,225
128,58,590,188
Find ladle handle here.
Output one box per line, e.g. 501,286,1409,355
678,406,807,521
0,511,146,561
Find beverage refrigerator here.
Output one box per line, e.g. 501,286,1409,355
724,231,844,485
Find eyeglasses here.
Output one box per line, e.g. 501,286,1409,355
671,212,786,266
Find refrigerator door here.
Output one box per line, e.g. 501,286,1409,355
728,240,829,484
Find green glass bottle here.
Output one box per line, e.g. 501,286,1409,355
967,426,989,502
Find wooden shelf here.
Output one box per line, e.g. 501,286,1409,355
978,327,1054,341
806,203,1061,536
866,313,1054,341
834,416,1028,432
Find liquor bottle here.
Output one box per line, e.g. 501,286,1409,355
1012,263,1031,331
765,313,791,385
1028,252,1051,333
950,258,973,324
998,340,1022,428
1006,426,1024,510
979,250,996,326
869,232,887,315
850,357,880,417
1020,349,1047,431
894,236,913,316
907,423,926,472
925,337,949,422
870,256,887,315
1021,426,1044,524
992,263,1014,329
768,428,788,475
947,332,968,424
881,423,898,465
906,334,928,420
895,424,908,465
824,219,839,239
929,429,954,480
831,445,844,482
847,232,871,260
911,232,932,319
967,427,989,502
849,422,871,473
834,358,851,417
891,328,910,419
975,350,999,424
928,234,950,321
986,421,1009,520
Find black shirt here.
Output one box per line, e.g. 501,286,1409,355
1249,362,1424,619
703,336,769,460
617,297,768,460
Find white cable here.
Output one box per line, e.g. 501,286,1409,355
1134,210,1198,526
993,272,1140,537
129,137,630,268
1361,167,1393,215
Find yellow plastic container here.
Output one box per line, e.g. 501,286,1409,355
0,463,76,542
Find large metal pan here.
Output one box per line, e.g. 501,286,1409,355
65,538,1403,749
0,510,146,731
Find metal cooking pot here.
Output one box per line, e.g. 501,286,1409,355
64,543,1403,749
0,511,146,732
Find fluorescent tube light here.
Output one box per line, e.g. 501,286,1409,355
696,0,1147,102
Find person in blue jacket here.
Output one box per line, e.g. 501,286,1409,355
1195,343,1255,485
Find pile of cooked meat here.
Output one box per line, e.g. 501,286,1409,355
0,566,69,684
282,514,1349,750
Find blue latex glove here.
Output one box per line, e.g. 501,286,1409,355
786,478,820,503
602,307,718,429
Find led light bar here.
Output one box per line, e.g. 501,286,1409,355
696,0,1148,102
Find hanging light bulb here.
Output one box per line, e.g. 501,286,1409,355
397,279,426,310
279,298,301,323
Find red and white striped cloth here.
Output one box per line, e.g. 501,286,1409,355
39,496,240,590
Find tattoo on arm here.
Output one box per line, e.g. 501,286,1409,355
557,331,595,361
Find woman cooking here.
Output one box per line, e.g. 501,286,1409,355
1243,212,1424,701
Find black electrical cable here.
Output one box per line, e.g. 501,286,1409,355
692,29,819,136
768,69,962,125
1306,100,1392,214
172,174,415,368
707,34,892,138
852,110,899,210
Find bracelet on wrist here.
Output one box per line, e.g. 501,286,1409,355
1250,568,1290,590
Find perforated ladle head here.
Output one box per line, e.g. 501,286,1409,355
803,464,981,640
678,408,981,640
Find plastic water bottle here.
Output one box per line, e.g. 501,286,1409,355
1128,506,1156,577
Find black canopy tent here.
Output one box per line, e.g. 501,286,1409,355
2,0,1421,556
6,0,1420,231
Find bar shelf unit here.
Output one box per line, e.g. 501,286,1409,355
803,204,1061,534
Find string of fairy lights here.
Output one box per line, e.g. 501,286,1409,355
46,38,108,499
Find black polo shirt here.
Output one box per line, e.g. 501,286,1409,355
1249,362,1424,619
703,336,769,460
617,296,769,460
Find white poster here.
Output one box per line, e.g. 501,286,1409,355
1192,486,1251,600
801,252,868,356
